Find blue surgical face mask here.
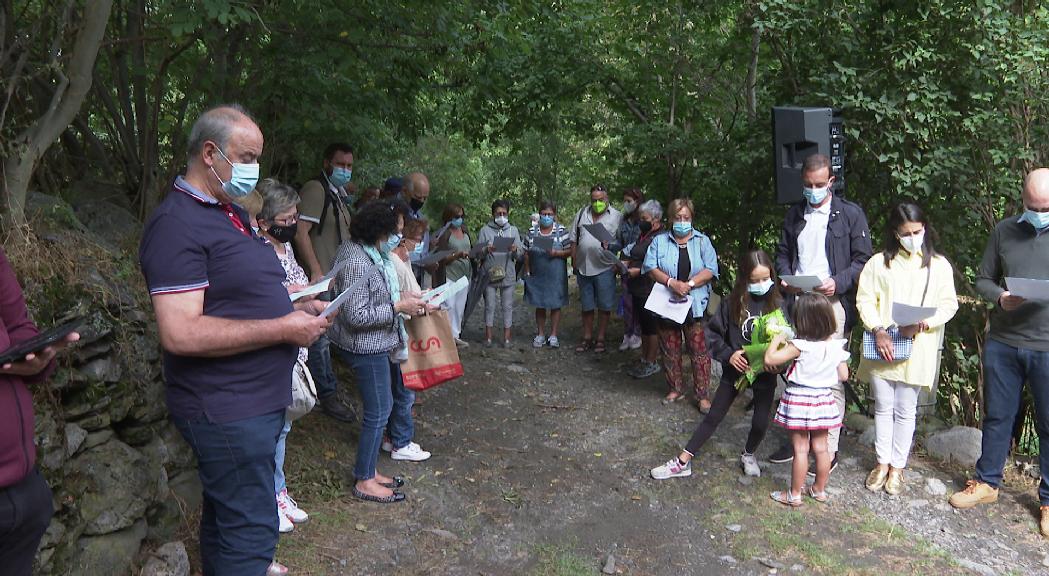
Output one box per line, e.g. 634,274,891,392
211,147,259,198
1021,209,1049,230
672,221,692,238
329,167,352,188
748,279,774,296
451,217,464,229
383,233,402,253
802,184,830,206
412,242,425,256
539,215,554,228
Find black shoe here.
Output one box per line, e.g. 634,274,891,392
352,486,406,503
768,443,794,464
380,476,405,489
319,395,358,423
807,453,840,478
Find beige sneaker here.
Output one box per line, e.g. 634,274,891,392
1041,506,1049,540
865,465,888,492
948,480,998,509
884,467,904,496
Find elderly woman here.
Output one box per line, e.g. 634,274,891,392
524,200,572,348
329,199,433,503
617,187,645,351
433,203,473,346
624,199,665,378
643,198,718,412
477,199,525,348
857,202,957,495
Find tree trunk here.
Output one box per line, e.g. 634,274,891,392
1,0,114,227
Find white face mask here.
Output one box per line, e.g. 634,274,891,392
899,231,925,254
494,216,508,227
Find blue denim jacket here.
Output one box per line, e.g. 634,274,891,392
642,230,719,318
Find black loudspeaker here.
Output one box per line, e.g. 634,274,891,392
772,106,845,204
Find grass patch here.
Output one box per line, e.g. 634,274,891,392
531,544,593,576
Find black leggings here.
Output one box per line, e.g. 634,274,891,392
0,468,53,576
684,373,776,456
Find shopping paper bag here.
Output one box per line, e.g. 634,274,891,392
402,310,463,391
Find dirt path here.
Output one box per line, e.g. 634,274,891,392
276,290,1046,575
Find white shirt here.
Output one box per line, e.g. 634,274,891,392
789,338,849,389
796,200,832,280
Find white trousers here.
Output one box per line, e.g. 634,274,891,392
870,375,921,469
443,279,469,339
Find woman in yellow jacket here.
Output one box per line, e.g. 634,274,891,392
856,202,958,495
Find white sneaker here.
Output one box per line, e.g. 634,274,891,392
381,439,393,453
533,335,546,348
547,336,560,348
267,562,289,576
277,489,308,523
740,452,761,477
391,441,432,462
278,509,294,533
629,334,643,350
619,336,632,351
651,458,691,480
454,338,470,348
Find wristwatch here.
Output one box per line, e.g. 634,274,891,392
872,326,885,334
687,280,696,289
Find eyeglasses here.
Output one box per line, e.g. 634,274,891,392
272,214,298,226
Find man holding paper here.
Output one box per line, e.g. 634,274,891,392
771,153,872,467
568,184,623,353
951,168,1049,540
855,202,957,496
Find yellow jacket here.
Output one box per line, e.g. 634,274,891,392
856,251,958,387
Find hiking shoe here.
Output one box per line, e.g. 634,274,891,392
651,458,692,480
949,480,999,509
319,395,358,423
631,361,661,379
740,452,761,477
277,489,308,523
1041,506,1049,539
547,336,560,348
278,509,294,533
391,441,432,462
807,453,839,479
533,335,546,348
768,443,794,464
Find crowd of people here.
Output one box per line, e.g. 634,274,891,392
4,102,1049,576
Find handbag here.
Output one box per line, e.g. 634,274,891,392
286,358,317,421
862,265,932,362
402,310,464,391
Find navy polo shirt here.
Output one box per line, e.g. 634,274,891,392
139,176,296,424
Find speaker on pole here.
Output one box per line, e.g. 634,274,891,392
772,106,845,204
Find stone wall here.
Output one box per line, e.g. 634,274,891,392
12,193,198,576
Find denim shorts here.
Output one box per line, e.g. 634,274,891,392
578,269,617,312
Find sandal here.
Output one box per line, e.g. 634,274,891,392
661,393,686,405
594,340,607,353
807,486,829,503
379,476,406,489
575,339,592,353
352,486,406,504
770,489,803,507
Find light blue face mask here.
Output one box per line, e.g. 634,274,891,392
802,184,830,206
211,147,259,198
383,233,402,253
672,221,692,238
747,279,774,295
451,217,464,228
539,215,554,228
412,243,425,257
330,167,352,188
1020,209,1049,230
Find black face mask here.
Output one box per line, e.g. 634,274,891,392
267,223,298,244
639,220,653,234
410,197,425,212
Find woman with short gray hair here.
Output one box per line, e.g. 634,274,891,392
623,199,666,379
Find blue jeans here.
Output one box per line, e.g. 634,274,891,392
307,334,338,400
274,417,292,495
173,410,284,576
332,349,415,481
976,338,1049,504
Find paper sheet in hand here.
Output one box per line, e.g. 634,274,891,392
781,275,823,292
423,276,469,308
491,236,515,252
319,264,377,318
321,258,351,282
892,302,936,326
469,242,488,258
531,235,554,251
1006,277,1049,301
644,283,692,324
289,278,331,302
583,223,614,244
414,250,453,268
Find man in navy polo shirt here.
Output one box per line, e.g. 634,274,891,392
139,104,331,576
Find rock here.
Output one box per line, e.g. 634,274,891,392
845,413,874,433
72,199,141,251
67,438,154,535
68,518,147,576
719,555,738,565
758,558,785,569
908,499,929,508
34,410,65,472
147,470,202,542
916,415,948,436
77,357,124,383
1042,553,1049,568
924,426,982,467
955,559,995,576
601,554,616,574
71,411,112,432
737,475,754,486
924,478,947,496
423,528,458,541
790,565,805,573
82,429,114,451
65,423,89,457
126,377,168,424
726,524,742,533
507,364,529,374
859,426,877,448
73,339,112,363
140,541,190,576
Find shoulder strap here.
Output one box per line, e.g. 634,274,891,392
920,263,932,306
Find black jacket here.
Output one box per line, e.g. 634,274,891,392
705,295,784,387
775,194,872,330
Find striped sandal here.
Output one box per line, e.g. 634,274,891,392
770,489,804,507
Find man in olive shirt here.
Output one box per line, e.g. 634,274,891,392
950,168,1049,541
292,142,357,423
